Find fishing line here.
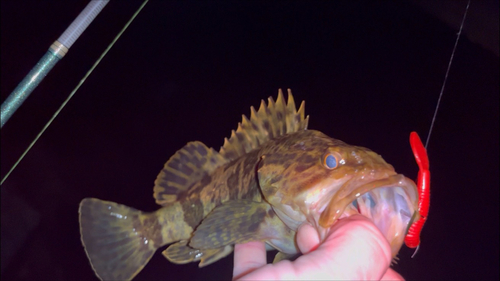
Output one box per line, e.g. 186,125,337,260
425,0,470,149
1,0,149,186
410,0,470,259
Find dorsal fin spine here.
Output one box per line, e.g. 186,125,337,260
250,106,258,121
219,89,307,161
286,91,296,113
298,101,306,120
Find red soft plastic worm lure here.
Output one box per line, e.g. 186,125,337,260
404,132,430,249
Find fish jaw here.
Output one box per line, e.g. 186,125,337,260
270,170,418,258
268,175,352,233
314,173,419,257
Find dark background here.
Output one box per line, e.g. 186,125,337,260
1,1,498,280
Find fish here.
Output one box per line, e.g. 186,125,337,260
79,89,420,280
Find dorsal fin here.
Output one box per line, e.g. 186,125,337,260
153,141,227,206
219,89,309,161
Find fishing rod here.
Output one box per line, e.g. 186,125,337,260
0,0,110,128
1,0,149,185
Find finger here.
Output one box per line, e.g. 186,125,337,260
235,215,395,280
296,222,320,254
232,241,267,280
303,214,393,280
382,268,405,281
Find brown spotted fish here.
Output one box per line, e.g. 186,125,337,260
79,89,419,280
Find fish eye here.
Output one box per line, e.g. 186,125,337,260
323,154,338,169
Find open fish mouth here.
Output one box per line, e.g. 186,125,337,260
317,174,418,253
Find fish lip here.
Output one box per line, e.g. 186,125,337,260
342,173,418,205
317,173,418,236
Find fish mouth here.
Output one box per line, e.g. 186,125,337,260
317,173,418,249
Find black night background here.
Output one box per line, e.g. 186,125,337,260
1,1,498,280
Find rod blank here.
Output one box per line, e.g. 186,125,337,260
1,0,109,128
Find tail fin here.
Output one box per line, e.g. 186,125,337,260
79,198,159,281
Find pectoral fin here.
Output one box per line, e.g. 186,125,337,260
189,200,296,252
189,200,271,249
198,246,233,267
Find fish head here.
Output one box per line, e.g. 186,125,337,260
258,130,419,257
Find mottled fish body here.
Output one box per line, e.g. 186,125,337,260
79,89,419,280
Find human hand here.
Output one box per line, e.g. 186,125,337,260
233,214,404,280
